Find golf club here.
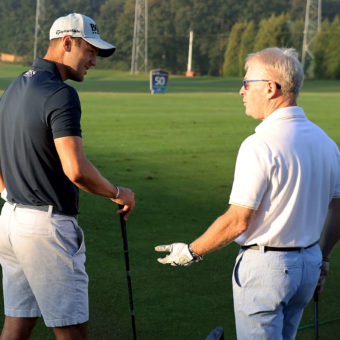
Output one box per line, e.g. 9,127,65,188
314,290,318,340
119,205,137,340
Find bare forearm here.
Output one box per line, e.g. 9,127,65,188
319,199,340,258
316,199,340,294
54,136,135,219
191,205,255,256
320,227,340,258
72,157,117,198
54,136,118,198
73,157,135,218
191,216,245,255
155,205,255,266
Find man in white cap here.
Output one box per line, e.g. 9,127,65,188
0,13,134,339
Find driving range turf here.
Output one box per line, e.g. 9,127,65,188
0,63,339,339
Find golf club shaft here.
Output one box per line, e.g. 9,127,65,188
119,205,137,340
314,290,318,340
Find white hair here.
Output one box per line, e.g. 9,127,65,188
245,47,304,101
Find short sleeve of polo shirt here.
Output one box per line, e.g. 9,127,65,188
229,135,271,210
46,85,82,139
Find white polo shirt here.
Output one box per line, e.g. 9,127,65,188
230,106,340,247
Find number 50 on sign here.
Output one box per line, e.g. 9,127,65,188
150,70,169,94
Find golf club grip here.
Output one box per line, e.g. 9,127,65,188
119,204,126,224
119,205,128,249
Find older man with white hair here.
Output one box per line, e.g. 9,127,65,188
156,47,340,339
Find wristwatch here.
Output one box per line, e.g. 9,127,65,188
188,244,204,262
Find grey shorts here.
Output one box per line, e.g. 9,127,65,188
0,202,89,327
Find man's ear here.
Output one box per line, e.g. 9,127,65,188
62,35,72,52
266,80,280,99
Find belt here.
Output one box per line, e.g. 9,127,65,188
15,203,52,213
241,240,319,252
7,201,76,217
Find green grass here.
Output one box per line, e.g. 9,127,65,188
0,64,340,339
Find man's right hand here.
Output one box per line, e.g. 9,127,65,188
111,187,135,220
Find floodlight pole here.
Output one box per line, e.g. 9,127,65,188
302,0,322,74
187,30,193,72
186,29,195,77
131,0,148,74
33,0,40,60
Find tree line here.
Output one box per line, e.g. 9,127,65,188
314,16,340,79
0,0,339,78
223,13,340,79
223,13,301,77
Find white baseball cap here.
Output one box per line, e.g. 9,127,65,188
49,13,116,57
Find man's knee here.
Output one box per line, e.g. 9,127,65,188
53,322,88,340
0,316,38,340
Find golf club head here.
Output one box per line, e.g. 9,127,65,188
205,326,224,340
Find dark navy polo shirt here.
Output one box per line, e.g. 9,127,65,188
0,58,82,215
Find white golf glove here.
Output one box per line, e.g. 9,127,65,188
155,243,201,266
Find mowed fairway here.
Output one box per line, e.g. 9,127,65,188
0,63,339,339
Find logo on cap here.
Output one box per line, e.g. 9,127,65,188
55,29,81,35
90,23,99,34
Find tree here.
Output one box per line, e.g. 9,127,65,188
0,0,35,57
189,0,231,75
171,1,195,74
0,0,338,77
96,0,125,68
110,0,135,70
238,21,256,76
324,16,340,79
253,13,291,52
313,19,331,79
222,22,247,77
147,0,179,73
235,0,290,23
289,0,307,20
289,17,304,58
323,0,340,21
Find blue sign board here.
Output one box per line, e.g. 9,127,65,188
150,70,169,94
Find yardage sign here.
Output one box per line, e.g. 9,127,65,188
150,70,169,94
